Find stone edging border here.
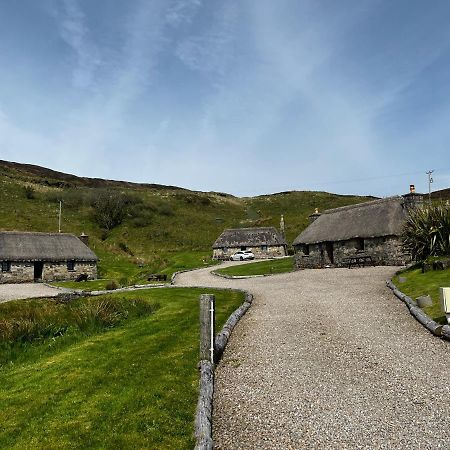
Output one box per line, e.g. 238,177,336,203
192,288,254,450
386,280,450,340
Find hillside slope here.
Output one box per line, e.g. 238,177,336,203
0,160,373,281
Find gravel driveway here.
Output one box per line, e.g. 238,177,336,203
0,283,60,303
175,264,450,449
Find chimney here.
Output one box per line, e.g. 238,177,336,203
309,208,321,223
402,184,424,209
79,232,89,246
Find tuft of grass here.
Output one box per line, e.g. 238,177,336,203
393,266,450,323
216,257,294,277
0,296,159,350
0,288,244,449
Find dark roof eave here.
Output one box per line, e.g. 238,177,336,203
294,233,400,245
213,243,286,249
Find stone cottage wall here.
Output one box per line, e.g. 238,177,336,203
0,262,35,283
213,245,286,260
0,261,97,284
42,261,97,282
295,236,410,269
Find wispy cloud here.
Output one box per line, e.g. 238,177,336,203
175,2,238,77
50,0,101,89
166,0,202,27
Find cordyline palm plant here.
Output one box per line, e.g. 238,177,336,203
402,204,450,261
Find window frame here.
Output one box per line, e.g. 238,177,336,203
1,261,11,272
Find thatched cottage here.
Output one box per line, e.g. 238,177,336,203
213,227,287,259
0,231,98,283
293,190,423,268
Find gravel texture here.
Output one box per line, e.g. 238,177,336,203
175,263,450,449
0,283,60,303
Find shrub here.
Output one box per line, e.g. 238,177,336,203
118,241,134,256
119,276,129,287
402,205,450,261
105,280,119,290
158,204,174,216
24,186,36,199
92,190,128,230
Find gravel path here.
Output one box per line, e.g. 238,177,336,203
0,283,60,303
175,264,450,449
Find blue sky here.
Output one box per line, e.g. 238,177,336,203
0,0,449,197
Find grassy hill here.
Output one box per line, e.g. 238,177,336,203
0,160,374,282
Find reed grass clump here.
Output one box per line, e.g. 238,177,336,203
402,204,450,261
0,297,159,345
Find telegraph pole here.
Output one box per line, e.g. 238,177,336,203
58,200,62,233
426,170,434,205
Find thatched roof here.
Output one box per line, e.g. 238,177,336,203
293,197,407,245
213,227,286,248
0,231,98,262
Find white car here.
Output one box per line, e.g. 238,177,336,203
230,250,255,261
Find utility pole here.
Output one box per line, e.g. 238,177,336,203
426,170,434,205
58,200,62,233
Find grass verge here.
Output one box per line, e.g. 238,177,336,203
216,257,294,277
51,251,220,291
0,287,244,449
393,266,450,323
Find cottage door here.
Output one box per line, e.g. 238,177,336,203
34,261,44,281
325,242,334,265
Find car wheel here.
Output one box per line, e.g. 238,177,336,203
240,256,243,261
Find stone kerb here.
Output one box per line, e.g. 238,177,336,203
387,280,447,338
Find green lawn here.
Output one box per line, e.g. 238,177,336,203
51,250,220,291
0,287,244,449
51,278,123,291
393,266,450,323
216,256,294,277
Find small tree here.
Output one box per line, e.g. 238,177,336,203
402,205,450,261
92,190,128,230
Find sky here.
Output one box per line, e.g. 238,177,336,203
0,0,450,197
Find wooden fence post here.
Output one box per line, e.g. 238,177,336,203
199,294,215,363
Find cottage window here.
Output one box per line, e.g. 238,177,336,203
240,246,247,251
302,244,310,255
223,247,228,253
261,245,268,251
355,238,365,251
67,260,76,271
1,261,11,272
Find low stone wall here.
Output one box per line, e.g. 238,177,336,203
213,245,286,260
